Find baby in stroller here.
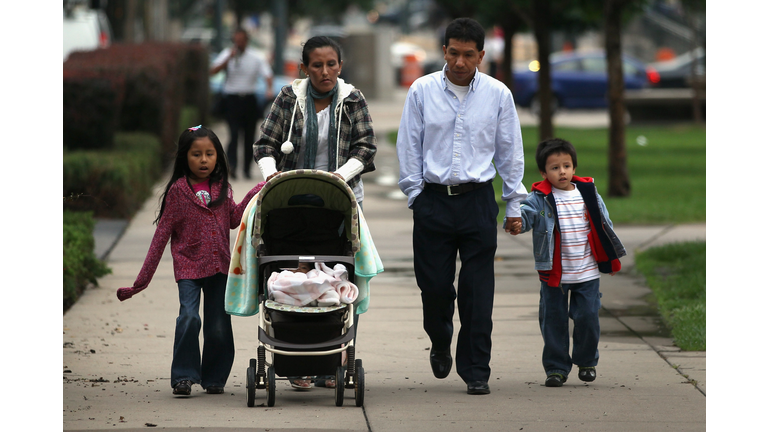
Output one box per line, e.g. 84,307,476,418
268,262,359,308
267,261,359,390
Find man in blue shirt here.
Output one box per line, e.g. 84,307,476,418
397,17,527,395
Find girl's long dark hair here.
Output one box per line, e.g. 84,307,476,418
154,126,230,224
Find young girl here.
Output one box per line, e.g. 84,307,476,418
116,125,265,396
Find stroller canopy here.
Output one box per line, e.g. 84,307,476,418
251,170,361,254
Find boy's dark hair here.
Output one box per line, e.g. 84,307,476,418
302,36,342,66
155,126,230,224
444,18,485,51
535,138,578,173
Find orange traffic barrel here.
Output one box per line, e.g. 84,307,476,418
284,61,299,78
400,54,423,87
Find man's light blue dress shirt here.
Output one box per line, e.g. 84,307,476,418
396,66,527,217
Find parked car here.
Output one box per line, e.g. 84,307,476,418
512,50,653,114
63,4,112,61
647,47,705,88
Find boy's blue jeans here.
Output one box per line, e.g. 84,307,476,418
539,278,602,378
171,273,234,389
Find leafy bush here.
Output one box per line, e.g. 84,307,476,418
63,74,123,150
64,42,210,162
63,132,163,218
63,211,111,312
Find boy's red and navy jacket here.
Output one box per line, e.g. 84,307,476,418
519,175,626,288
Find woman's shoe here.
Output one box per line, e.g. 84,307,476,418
314,376,336,388
290,377,312,390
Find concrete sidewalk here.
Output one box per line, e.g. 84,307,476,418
66,93,706,431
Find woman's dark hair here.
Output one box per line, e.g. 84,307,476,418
301,36,342,66
444,18,485,51
535,138,578,173
154,126,230,224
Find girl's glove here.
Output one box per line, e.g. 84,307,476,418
116,287,136,301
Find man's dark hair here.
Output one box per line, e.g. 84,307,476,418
232,27,248,38
535,138,578,173
444,18,485,51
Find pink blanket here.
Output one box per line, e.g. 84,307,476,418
267,262,359,306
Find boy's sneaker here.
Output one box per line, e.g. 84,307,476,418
205,386,224,394
578,367,596,382
173,380,193,395
545,373,566,387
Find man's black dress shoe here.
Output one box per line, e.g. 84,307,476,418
466,381,490,395
429,347,452,379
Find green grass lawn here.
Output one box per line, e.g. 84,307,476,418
634,241,706,351
505,125,706,224
389,124,706,225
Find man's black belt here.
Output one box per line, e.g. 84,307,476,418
425,180,492,196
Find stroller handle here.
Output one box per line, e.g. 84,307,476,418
259,255,355,266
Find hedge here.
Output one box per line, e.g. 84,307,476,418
63,42,210,161
64,211,111,312
63,74,124,150
63,132,163,218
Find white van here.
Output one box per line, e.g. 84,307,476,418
63,5,112,61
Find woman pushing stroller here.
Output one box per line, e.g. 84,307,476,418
254,35,377,390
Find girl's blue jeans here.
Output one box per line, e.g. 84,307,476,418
171,273,234,389
538,278,602,378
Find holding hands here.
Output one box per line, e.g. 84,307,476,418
504,217,523,236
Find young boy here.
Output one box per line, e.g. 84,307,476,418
509,138,626,387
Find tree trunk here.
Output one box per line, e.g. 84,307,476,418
124,0,137,43
142,0,153,41
604,0,630,197
534,0,554,141
499,17,522,91
687,13,704,125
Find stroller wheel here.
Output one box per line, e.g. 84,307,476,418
267,366,276,407
334,366,345,407
355,359,364,407
246,366,256,407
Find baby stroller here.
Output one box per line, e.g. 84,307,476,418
245,170,365,407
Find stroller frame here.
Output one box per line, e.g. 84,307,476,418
244,171,365,408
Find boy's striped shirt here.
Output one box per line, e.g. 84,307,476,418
552,185,600,283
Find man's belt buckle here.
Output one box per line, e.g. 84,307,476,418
447,185,460,196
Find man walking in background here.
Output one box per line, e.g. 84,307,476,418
211,28,273,179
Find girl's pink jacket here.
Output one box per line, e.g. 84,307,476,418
124,177,263,296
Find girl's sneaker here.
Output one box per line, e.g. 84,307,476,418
578,367,596,382
173,380,193,395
